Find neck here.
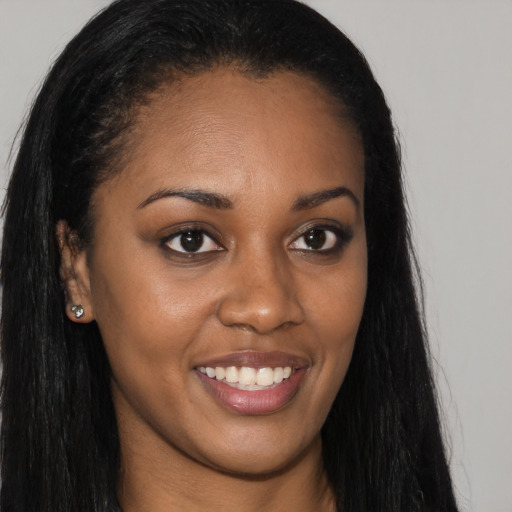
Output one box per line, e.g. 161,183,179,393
117,429,335,512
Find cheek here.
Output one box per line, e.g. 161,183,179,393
87,242,219,384
88,250,222,446
311,237,367,328
307,242,367,384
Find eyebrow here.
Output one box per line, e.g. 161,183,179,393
137,188,234,210
292,186,360,211
137,185,359,211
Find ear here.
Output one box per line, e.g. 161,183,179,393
56,220,95,323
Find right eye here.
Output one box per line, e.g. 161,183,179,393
162,229,223,254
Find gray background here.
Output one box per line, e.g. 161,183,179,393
1,1,511,510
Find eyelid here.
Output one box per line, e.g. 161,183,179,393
159,224,225,256
288,221,353,252
289,229,337,251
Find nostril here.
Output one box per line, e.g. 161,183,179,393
216,283,304,334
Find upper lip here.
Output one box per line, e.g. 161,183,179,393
195,351,309,369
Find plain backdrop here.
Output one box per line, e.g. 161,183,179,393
1,1,511,511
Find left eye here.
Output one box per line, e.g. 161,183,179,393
164,229,222,253
289,227,339,251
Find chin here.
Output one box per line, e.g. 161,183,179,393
207,452,301,478
198,431,319,478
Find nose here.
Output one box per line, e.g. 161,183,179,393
216,249,305,334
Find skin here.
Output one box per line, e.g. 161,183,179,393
59,68,367,511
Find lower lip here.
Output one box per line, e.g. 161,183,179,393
196,369,306,415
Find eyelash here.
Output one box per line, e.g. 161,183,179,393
289,224,353,254
159,223,353,259
159,226,224,257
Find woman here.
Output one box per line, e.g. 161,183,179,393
1,0,459,510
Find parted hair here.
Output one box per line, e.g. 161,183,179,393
1,0,458,510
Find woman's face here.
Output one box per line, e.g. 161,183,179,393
71,68,367,476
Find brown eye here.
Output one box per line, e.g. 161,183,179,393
303,228,326,250
164,229,222,254
290,227,338,252
180,230,204,252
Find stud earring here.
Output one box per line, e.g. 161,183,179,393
71,304,85,319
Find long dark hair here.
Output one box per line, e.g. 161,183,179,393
1,0,458,510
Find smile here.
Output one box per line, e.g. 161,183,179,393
195,352,308,415
198,366,293,390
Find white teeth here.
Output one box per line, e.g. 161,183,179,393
199,365,294,389
273,367,284,384
225,366,238,383
239,367,257,386
256,367,274,386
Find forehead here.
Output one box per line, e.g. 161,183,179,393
98,68,364,208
